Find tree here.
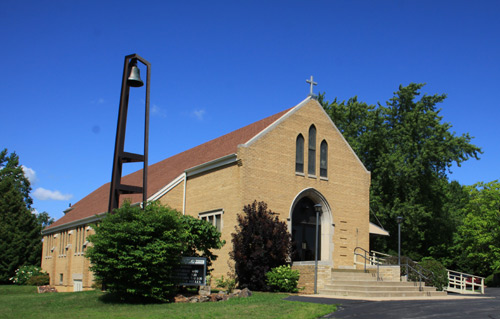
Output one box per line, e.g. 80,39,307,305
86,202,224,302
36,211,55,228
453,181,500,277
320,84,482,260
181,214,225,272
0,149,41,284
230,201,291,291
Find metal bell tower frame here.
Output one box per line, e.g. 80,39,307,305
108,53,150,213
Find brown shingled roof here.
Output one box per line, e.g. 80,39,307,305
45,106,293,231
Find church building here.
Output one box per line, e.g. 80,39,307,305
41,95,373,292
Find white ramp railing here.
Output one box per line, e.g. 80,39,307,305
447,270,485,294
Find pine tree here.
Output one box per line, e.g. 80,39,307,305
0,149,41,284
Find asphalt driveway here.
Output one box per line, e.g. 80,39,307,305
285,288,500,319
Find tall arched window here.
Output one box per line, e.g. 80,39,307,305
308,125,316,175
320,140,328,178
296,134,304,173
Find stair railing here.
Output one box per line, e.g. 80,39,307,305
354,246,380,281
447,270,485,294
403,260,431,291
370,250,392,265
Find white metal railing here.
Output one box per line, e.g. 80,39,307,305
369,250,392,265
446,270,485,294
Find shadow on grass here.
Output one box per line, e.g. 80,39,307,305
98,292,166,305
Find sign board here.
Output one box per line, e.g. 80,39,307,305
173,257,207,286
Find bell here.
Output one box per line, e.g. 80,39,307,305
127,60,144,87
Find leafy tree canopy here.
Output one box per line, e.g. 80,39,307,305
0,149,41,284
319,83,482,260
453,181,500,276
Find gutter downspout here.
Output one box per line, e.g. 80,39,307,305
182,172,187,215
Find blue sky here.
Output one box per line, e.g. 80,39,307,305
2,1,499,221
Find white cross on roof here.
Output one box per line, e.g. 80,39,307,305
306,75,317,96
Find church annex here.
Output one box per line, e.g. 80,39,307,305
41,96,371,292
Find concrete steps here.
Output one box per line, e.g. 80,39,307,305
319,269,448,298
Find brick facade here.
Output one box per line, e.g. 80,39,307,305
41,97,370,292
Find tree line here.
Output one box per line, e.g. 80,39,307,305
319,83,498,277
0,149,53,284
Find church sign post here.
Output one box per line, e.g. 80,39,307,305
172,257,207,286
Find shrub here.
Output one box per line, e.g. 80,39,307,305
266,265,300,293
215,275,236,293
485,271,500,287
10,265,47,285
418,257,448,291
86,202,224,302
181,215,225,273
230,201,292,291
26,274,50,286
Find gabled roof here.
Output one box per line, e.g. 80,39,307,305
44,98,307,232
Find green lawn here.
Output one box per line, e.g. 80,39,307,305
0,286,336,319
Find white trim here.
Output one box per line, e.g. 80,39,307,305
185,154,238,177
42,213,105,236
288,188,335,263
148,173,186,202
243,96,312,148
182,173,187,215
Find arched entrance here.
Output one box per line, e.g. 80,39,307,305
289,188,333,263
292,197,320,261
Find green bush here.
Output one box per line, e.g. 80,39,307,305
10,265,47,285
26,274,50,286
418,257,448,291
485,271,500,287
86,202,224,302
266,265,300,293
215,275,236,293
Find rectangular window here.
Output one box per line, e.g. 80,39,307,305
59,273,63,285
199,210,223,232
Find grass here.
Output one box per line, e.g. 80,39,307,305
0,285,336,319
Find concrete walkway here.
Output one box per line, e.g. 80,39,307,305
285,287,500,319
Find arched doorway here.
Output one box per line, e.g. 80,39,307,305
289,188,334,263
292,197,320,261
